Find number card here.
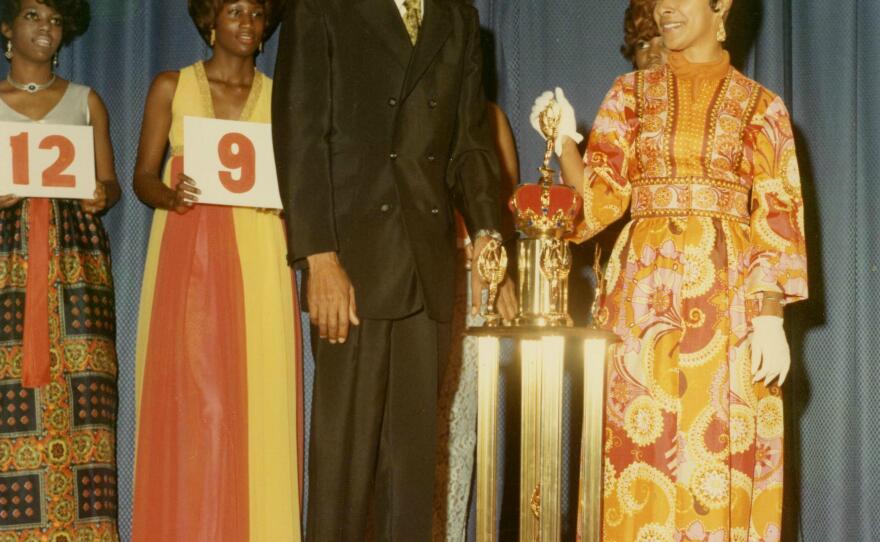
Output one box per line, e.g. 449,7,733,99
183,116,282,209
0,121,96,199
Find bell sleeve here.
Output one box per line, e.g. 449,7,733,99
742,92,808,304
573,74,638,243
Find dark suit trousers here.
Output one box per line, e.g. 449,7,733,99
307,310,450,541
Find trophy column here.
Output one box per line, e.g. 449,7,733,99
476,337,500,541
470,328,611,542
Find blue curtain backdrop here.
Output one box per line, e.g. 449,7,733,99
1,0,876,539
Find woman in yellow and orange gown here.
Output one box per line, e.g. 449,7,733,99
533,0,808,539
131,1,302,540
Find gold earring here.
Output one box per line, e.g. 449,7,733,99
716,20,727,42
210,28,216,47
52,52,58,68
4,41,11,60
258,41,263,54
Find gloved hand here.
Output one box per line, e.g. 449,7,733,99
529,87,583,157
750,315,791,386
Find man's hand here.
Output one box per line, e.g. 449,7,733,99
497,275,517,323
307,251,360,344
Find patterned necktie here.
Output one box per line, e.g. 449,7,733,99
403,0,421,45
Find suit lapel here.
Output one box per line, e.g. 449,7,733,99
354,0,414,70
400,0,452,102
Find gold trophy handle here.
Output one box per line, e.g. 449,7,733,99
590,244,605,328
539,99,561,187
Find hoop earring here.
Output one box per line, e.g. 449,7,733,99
258,41,263,54
4,41,11,60
716,20,727,42
210,29,216,47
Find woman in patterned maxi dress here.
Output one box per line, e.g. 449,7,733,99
131,1,302,540
534,0,808,540
0,0,121,539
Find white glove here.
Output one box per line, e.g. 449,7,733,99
750,315,791,386
529,87,583,157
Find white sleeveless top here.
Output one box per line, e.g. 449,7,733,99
0,81,91,125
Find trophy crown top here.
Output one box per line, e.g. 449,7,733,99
509,183,583,239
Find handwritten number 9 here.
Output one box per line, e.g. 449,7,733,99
218,132,256,193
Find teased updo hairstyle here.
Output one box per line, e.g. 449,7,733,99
0,0,90,46
621,0,659,62
188,0,283,46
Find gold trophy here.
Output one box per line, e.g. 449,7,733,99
469,95,613,542
476,238,508,327
509,98,581,327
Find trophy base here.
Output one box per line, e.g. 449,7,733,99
484,313,503,327
513,313,574,328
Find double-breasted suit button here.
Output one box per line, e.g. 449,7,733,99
388,97,398,107
428,98,438,108
390,152,398,160
380,203,392,213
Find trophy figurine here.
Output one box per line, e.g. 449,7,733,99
476,238,508,327
540,239,572,312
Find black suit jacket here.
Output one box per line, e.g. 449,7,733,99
272,0,501,322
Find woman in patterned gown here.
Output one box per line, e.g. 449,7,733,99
0,0,121,539
131,1,302,540
532,0,808,539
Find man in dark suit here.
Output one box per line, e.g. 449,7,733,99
272,0,509,539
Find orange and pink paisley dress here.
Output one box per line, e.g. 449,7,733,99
575,52,808,542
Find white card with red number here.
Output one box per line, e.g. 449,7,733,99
183,116,282,209
0,121,96,199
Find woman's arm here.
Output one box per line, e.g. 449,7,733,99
133,71,198,213
81,90,120,213
744,93,808,306
558,137,586,195
487,101,518,237
565,77,635,242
